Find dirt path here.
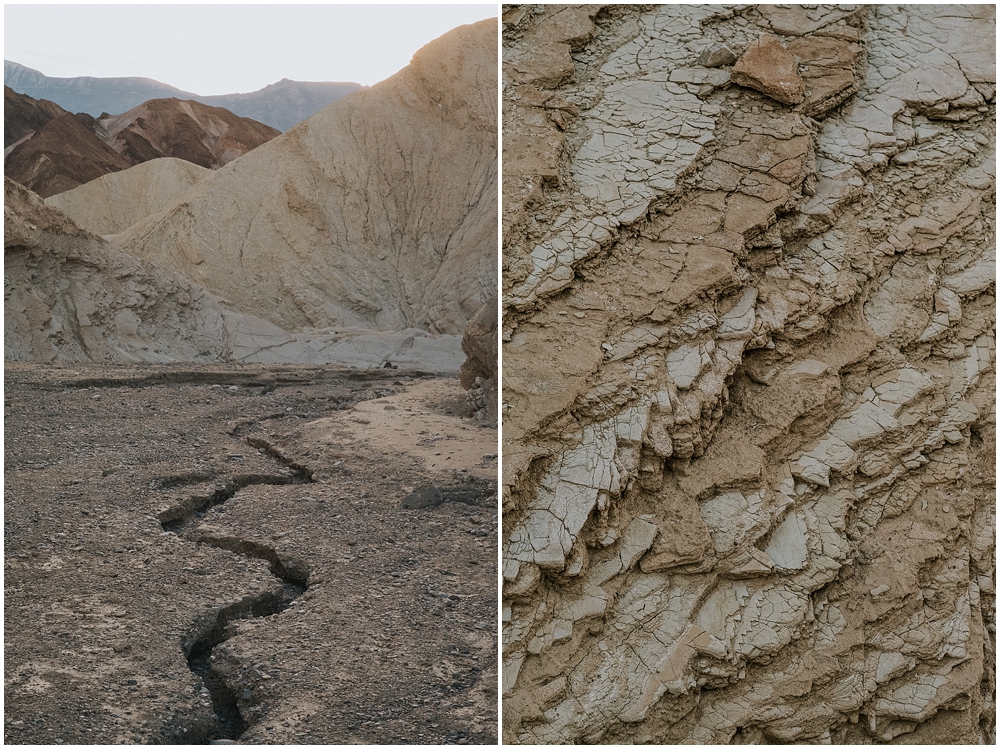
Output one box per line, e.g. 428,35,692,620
4,363,498,744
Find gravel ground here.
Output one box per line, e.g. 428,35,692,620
4,362,498,744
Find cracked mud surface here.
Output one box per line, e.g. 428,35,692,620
4,363,498,744
502,4,994,744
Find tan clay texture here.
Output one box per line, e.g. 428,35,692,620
502,5,995,744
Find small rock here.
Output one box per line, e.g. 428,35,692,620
698,43,737,67
401,486,445,510
731,34,805,104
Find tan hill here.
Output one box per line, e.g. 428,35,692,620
46,157,211,235
5,176,233,361
4,110,133,197
4,85,65,148
97,98,281,169
115,19,497,336
6,177,464,369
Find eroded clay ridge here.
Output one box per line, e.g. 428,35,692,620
502,5,994,744
109,20,498,336
157,436,313,742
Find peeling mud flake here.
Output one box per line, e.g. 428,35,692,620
502,4,995,745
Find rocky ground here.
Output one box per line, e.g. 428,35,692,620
4,362,498,744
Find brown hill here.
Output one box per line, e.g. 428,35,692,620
98,98,281,169
5,91,281,198
4,111,133,197
4,85,65,148
45,157,212,236
116,19,498,336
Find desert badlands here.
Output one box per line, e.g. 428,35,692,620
5,18,498,745
4,3,998,746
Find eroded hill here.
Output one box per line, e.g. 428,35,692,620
113,19,498,336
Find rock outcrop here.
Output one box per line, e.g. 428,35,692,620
115,19,498,336
460,294,499,425
5,177,235,362
502,5,994,744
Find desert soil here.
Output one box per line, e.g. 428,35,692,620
4,362,498,744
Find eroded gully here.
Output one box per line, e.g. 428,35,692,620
157,437,314,743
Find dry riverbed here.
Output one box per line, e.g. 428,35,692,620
4,362,498,744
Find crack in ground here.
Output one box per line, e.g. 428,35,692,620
49,366,435,391
157,440,314,743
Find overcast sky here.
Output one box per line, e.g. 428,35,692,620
4,3,497,95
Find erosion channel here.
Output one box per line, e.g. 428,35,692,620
4,363,498,744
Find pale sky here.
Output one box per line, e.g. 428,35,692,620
4,3,498,94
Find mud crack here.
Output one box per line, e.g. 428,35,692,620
157,440,314,743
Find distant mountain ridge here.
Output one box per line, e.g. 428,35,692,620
4,60,364,131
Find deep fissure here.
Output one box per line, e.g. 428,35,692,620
159,443,315,743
